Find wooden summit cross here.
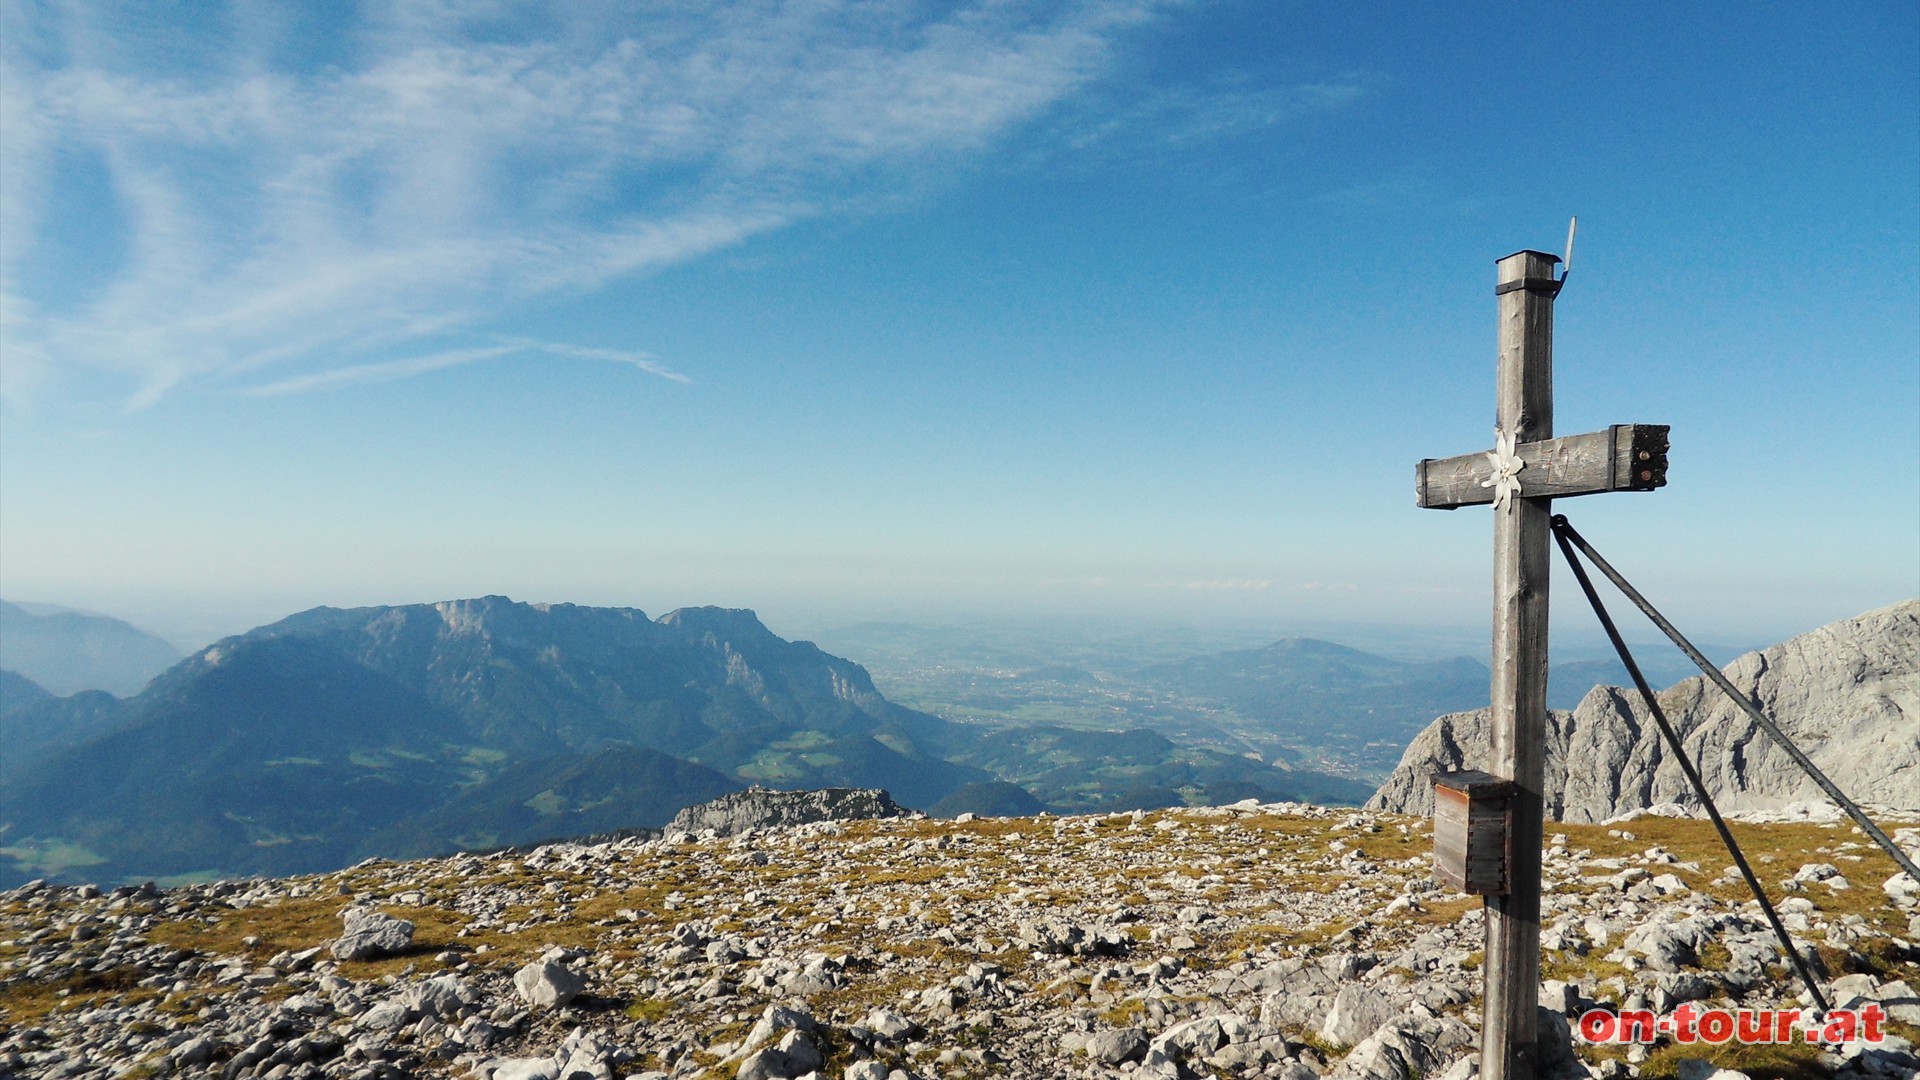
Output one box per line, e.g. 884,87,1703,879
1415,249,1670,1080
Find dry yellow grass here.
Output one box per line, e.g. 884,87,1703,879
5,806,1913,1080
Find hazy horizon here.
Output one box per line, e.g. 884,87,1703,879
0,586,1817,674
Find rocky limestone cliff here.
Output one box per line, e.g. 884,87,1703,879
1367,599,1920,821
665,786,913,837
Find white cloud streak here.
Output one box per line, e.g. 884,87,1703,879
0,0,1179,409
235,338,684,397
240,345,518,398
1182,578,1275,591
1048,71,1375,159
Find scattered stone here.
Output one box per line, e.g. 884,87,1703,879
513,954,587,1008
1322,986,1400,1049
331,905,415,960
491,1058,561,1080
6,798,1917,1080
1085,1026,1148,1064
1675,1061,1753,1080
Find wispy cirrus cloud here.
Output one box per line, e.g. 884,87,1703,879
1069,74,1372,152
1182,578,1276,591
0,0,1183,409
239,345,519,398
239,338,688,398
1032,66,1377,170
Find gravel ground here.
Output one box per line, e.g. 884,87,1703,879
4,802,1917,1080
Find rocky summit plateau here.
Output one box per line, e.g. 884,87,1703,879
5,796,1919,1080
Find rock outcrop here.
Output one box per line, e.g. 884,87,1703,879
1368,600,1920,821
329,905,414,961
664,786,913,837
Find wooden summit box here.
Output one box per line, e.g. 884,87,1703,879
1432,770,1514,895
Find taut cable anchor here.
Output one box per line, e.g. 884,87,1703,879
1549,513,1834,1015
1551,516,1918,885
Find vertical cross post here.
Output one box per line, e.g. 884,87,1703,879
1484,249,1557,1080
1417,249,1670,1077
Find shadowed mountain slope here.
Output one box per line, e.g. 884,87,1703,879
0,601,182,696
927,780,1049,818
369,745,743,857
0,598,982,886
1138,638,1491,755
0,670,53,716
954,725,1373,813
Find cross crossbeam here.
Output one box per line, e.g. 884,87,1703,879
1417,424,1670,510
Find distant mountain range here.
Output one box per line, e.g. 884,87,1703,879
0,669,54,715
1138,638,1490,754
813,620,1728,783
0,597,1370,887
0,600,182,696
0,598,989,884
3,591,1801,889
1138,636,1728,746
950,724,1371,812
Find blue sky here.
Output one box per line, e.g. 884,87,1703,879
1,1,1915,652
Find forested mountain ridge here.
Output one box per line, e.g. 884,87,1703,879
0,597,1473,888
0,598,984,885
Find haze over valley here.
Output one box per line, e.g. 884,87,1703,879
0,592,1836,891
1,596,1386,886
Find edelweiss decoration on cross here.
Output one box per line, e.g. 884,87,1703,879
1481,429,1523,510
1412,246,1670,1080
